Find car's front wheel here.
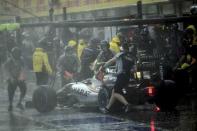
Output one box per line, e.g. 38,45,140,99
33,86,57,113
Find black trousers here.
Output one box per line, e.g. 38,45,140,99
114,73,130,94
35,72,49,86
7,79,27,105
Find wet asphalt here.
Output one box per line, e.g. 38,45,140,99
0,72,197,131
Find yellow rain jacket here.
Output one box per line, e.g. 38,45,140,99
186,25,197,45
109,36,120,54
77,39,87,60
68,40,77,47
33,48,52,74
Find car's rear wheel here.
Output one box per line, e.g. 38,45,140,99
33,86,57,113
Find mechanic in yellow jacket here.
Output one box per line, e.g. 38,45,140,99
77,39,87,61
68,40,77,53
33,48,52,85
174,25,197,70
109,36,121,54
185,25,197,45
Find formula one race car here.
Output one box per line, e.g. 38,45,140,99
32,66,153,113
32,77,103,113
56,77,102,107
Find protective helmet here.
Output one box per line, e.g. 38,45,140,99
100,40,110,50
11,47,21,59
112,36,120,43
186,25,196,35
68,40,77,47
79,39,86,45
64,45,74,54
190,5,197,15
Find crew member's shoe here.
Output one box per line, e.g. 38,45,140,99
124,104,131,113
101,107,110,114
16,103,24,110
8,105,13,111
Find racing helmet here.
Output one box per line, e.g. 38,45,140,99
64,45,75,55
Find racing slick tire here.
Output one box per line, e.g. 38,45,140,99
33,86,57,113
98,87,111,110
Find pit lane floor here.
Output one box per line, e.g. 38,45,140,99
0,77,197,131
0,86,163,131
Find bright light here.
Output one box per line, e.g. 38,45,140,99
150,117,155,131
148,87,153,94
147,86,155,96
153,106,160,112
136,72,141,79
123,18,129,21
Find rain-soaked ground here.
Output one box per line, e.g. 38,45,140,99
0,74,197,131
